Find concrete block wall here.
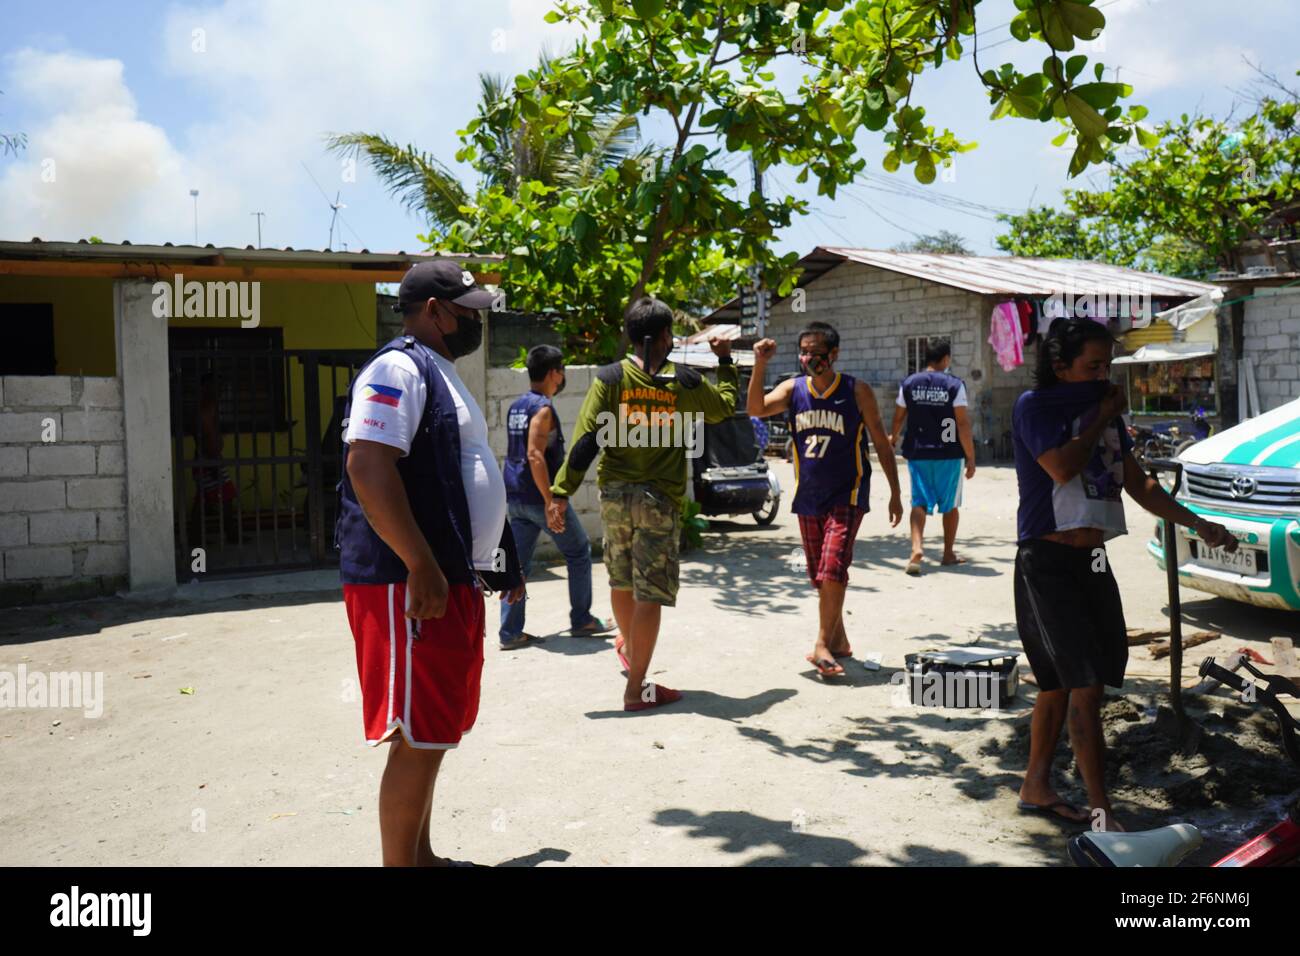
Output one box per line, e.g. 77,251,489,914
1243,286,1300,412
486,365,604,560
0,375,128,604
762,261,1029,457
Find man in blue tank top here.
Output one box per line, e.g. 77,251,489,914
748,321,903,679
888,338,977,575
500,345,612,649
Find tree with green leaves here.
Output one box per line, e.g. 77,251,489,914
327,54,645,231
341,0,1141,359
891,230,972,254
996,84,1300,276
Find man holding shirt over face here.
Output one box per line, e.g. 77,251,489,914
336,260,524,866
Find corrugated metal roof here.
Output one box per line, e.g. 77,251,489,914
705,246,1218,323
822,248,1218,297
0,238,502,266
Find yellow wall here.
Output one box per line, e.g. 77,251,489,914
1,272,377,528
0,275,117,375
168,280,377,518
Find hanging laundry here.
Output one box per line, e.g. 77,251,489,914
1016,299,1034,336
988,301,1024,371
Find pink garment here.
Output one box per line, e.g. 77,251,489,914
988,302,1023,371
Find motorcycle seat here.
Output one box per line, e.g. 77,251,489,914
1069,823,1203,867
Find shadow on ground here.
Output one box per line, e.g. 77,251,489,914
584,687,798,722
652,808,885,866
0,589,339,648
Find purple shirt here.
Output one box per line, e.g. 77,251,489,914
1012,381,1133,543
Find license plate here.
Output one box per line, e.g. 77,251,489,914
1195,542,1258,575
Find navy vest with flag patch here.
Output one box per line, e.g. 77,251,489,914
900,369,965,461
788,373,871,516
503,390,565,505
334,336,521,590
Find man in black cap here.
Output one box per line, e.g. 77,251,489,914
336,259,524,866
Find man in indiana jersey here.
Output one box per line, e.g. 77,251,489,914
748,321,902,679
888,337,977,575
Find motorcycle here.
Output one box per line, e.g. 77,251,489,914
690,411,781,526
1129,407,1212,469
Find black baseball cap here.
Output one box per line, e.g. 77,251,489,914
394,259,495,312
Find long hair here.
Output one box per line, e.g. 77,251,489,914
1034,318,1115,388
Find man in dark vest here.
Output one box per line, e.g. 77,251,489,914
499,344,612,649
336,259,523,866
889,337,976,575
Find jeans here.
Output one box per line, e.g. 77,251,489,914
499,498,596,643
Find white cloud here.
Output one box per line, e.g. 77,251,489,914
0,49,190,242
1,0,588,249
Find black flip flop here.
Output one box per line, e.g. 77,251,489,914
1016,799,1088,823
499,633,544,650
570,617,614,637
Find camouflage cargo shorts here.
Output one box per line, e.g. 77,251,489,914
599,482,680,606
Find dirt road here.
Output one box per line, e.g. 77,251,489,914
2,462,1296,866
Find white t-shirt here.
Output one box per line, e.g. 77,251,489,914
344,346,507,571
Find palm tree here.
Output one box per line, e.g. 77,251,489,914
326,54,644,235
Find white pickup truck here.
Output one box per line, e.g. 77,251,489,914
1148,397,1300,611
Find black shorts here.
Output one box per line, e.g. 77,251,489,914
1014,538,1128,692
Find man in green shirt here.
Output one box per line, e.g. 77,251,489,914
546,297,737,712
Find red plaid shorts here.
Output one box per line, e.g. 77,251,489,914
797,504,866,586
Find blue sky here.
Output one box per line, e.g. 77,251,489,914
1,0,1296,262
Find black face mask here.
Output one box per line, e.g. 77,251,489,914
554,372,566,395
441,308,483,359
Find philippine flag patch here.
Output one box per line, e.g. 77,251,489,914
363,384,403,407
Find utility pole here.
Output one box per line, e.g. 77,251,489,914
251,211,266,248
751,155,769,338
189,189,199,244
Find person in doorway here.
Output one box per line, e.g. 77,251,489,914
1011,317,1237,831
747,321,903,679
499,344,612,649
191,372,239,545
889,338,976,574
336,260,523,866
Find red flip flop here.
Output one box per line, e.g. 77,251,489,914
614,634,630,672
806,654,845,679
624,684,682,712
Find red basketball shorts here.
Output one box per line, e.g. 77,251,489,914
796,504,866,586
342,581,485,749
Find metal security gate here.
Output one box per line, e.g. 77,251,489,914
170,334,371,578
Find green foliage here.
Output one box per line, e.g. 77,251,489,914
891,230,972,254
679,498,708,552
340,1,1140,359
996,93,1299,275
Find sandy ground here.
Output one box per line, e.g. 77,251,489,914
2,461,1297,867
